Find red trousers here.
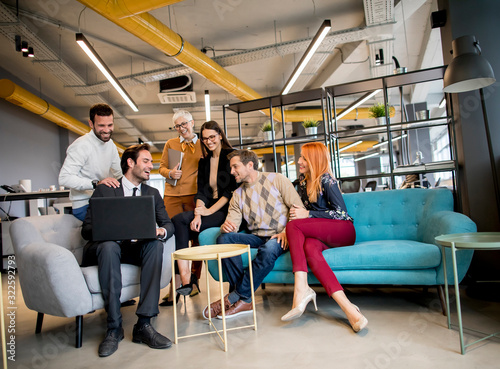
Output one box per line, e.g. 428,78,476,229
286,218,356,296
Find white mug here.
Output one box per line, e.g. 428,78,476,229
19,179,31,192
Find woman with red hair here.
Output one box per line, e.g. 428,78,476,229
282,142,367,333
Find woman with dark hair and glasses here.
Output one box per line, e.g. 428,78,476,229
172,121,237,296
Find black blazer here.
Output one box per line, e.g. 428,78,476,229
81,178,175,242
195,148,237,207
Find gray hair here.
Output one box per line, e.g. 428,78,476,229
172,110,193,125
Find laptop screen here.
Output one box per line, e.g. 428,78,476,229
90,196,157,242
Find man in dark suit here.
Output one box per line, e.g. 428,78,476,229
81,143,175,357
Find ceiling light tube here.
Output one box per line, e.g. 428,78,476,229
336,89,382,120
372,140,388,148
204,90,211,121
372,134,407,148
354,152,379,162
281,19,331,95
392,134,407,142
338,140,363,152
76,33,138,112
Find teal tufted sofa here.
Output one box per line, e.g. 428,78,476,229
199,188,477,294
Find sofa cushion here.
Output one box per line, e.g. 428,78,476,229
322,241,441,270
81,264,141,293
226,240,441,272
344,188,453,243
270,241,441,271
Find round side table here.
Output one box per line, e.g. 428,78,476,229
171,244,257,352
435,232,500,354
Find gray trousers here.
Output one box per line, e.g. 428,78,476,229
83,240,164,329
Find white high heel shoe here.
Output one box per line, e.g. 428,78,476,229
281,287,318,321
350,305,368,333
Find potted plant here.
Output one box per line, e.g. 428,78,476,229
368,102,392,125
302,118,320,136
260,121,275,141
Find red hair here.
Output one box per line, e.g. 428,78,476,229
300,142,333,202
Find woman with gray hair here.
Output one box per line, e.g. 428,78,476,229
159,110,202,306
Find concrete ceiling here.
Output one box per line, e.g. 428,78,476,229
0,0,445,153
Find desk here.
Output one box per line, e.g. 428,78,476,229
0,190,70,202
0,190,70,272
435,232,500,354
171,244,257,352
1,190,70,216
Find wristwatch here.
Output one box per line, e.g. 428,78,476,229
92,180,99,189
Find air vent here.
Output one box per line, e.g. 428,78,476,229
157,92,197,104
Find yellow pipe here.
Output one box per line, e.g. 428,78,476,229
0,79,126,154
77,1,395,125
151,152,162,162
113,0,184,18
77,0,262,102
276,106,396,122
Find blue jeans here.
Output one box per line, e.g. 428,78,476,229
216,232,284,302
72,205,88,221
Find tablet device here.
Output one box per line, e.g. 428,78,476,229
90,196,157,242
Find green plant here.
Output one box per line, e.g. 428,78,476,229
302,118,320,128
368,102,391,118
260,121,274,132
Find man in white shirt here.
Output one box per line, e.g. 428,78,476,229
59,104,122,221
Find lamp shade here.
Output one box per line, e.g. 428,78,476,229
443,35,496,93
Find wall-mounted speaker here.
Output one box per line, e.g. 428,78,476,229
431,10,447,29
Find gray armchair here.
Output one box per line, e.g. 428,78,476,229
9,214,174,348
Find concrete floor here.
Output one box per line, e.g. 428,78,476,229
3,273,500,369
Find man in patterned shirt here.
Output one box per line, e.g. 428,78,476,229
202,149,304,319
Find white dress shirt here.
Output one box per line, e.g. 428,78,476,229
121,176,166,240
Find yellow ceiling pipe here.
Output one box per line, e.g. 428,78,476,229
76,1,396,125
0,79,126,154
77,0,262,102
151,152,162,163
113,0,184,18
269,106,396,122
253,145,296,157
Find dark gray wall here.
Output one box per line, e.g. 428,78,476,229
442,0,500,231
0,68,68,218
439,0,500,281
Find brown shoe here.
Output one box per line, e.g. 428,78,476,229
218,300,253,320
202,294,231,319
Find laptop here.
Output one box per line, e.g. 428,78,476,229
90,196,157,242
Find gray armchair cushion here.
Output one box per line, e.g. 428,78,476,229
10,214,174,318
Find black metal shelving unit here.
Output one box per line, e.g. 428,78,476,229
222,66,459,203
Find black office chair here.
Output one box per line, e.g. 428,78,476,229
341,179,361,193
364,181,377,192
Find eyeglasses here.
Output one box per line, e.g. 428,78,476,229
202,134,219,143
174,120,192,130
